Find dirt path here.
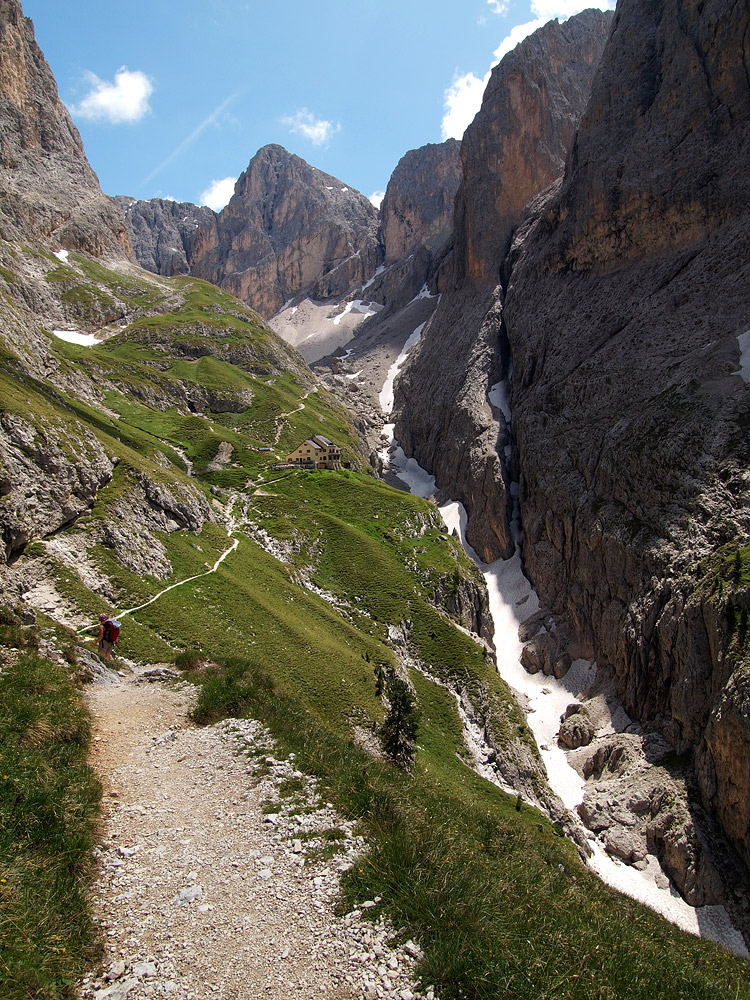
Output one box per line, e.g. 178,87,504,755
81,671,427,1000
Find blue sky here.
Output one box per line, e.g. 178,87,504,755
22,0,614,210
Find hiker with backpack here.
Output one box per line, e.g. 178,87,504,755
98,612,121,661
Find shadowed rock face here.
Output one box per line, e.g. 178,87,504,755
189,144,383,319
503,0,750,872
395,9,613,563
115,197,216,277
0,0,130,256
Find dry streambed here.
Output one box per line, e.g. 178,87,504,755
82,671,428,1000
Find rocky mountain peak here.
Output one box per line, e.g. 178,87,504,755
189,143,383,318
0,0,131,256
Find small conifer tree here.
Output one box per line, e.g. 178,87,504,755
380,674,419,770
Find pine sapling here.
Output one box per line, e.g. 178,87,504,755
380,674,419,770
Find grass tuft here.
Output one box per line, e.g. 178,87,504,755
0,651,101,999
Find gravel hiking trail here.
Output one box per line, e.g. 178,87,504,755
80,668,427,1000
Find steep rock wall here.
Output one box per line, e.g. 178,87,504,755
0,0,130,257
395,10,612,561
503,0,750,868
115,197,215,277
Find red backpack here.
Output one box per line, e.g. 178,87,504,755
104,618,121,643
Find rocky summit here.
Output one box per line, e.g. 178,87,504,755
189,144,383,319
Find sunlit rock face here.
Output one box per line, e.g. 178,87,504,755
189,144,383,319
0,0,131,256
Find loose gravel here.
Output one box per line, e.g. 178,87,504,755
81,671,432,1000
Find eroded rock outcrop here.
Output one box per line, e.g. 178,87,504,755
190,145,383,319
0,411,114,562
0,0,130,256
395,10,613,561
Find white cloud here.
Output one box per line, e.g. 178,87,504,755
494,0,615,60
282,108,340,146
442,0,615,139
369,190,385,209
441,71,489,141
200,177,237,212
71,67,153,124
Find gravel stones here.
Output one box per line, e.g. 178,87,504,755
82,674,427,1000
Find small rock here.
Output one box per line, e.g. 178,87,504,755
105,960,126,981
173,885,203,905
94,979,139,1000
132,961,157,978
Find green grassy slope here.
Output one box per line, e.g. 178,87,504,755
0,244,748,999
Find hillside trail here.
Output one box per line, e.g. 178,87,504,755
80,668,426,1000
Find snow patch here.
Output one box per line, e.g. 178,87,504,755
379,323,425,414
488,380,511,424
415,284,436,301
53,249,69,262
737,329,750,384
380,424,436,498
362,264,386,292
332,300,381,327
52,330,100,347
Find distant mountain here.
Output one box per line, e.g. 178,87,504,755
114,197,216,277
0,0,130,257
118,139,462,366
188,144,383,319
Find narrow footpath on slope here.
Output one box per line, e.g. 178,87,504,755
81,671,426,1000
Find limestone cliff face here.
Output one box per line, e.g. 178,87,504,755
503,0,750,869
381,140,461,267
190,145,383,319
453,8,614,288
0,0,130,257
395,10,612,562
115,197,215,276
349,139,461,323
